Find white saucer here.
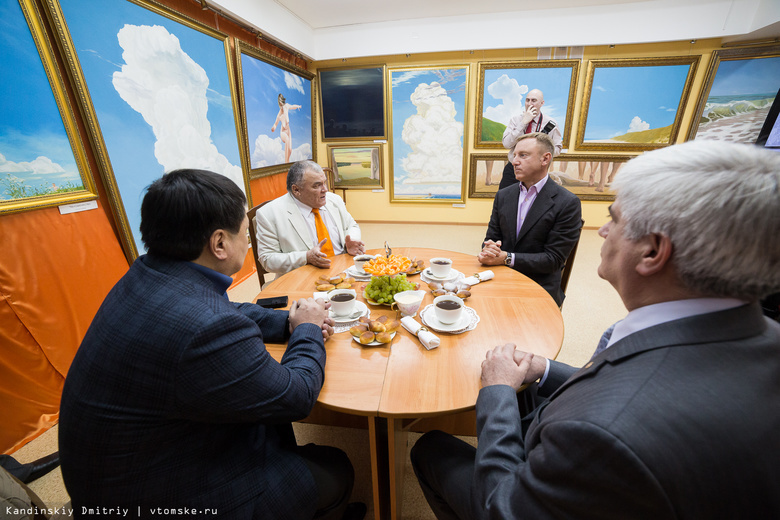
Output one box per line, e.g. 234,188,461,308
330,301,369,323
352,330,396,347
421,268,463,284
345,266,372,279
420,304,479,334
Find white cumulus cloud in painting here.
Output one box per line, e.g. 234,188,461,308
628,116,650,133
400,82,463,184
483,74,528,126
284,71,305,94
251,134,311,168
0,153,65,174
111,24,244,192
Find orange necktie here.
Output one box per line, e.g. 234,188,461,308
311,208,334,257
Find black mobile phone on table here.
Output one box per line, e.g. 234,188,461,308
256,295,289,309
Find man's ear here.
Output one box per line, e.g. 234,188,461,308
208,229,230,261
541,152,552,167
636,233,673,276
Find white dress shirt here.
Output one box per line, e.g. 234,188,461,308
291,195,345,255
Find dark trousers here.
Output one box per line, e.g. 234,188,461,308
298,444,355,520
410,384,546,519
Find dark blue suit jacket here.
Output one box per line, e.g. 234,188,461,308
60,255,325,519
484,179,582,305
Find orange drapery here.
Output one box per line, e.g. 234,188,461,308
0,203,128,453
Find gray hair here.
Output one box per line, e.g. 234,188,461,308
287,160,323,192
507,132,555,161
612,140,780,301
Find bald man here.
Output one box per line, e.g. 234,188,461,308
498,89,563,189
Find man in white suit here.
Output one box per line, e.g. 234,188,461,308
256,160,365,275
411,140,780,519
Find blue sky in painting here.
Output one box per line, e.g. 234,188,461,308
240,53,312,169
57,0,243,252
390,68,467,199
584,64,691,140
482,66,573,134
0,0,81,199
709,57,780,97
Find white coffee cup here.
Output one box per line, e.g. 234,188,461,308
353,254,374,273
328,288,357,317
429,257,452,278
433,294,463,324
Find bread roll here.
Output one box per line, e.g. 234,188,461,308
359,331,376,344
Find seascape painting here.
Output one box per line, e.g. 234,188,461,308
50,0,244,256
477,61,577,148
389,66,468,203
693,56,780,143
238,43,313,173
1,0,95,214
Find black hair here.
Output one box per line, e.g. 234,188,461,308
140,169,246,261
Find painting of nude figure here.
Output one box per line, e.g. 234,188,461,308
469,153,632,201
235,40,314,178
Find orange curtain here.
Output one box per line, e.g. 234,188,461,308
0,203,128,453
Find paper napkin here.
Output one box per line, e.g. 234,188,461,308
463,270,495,286
401,316,440,350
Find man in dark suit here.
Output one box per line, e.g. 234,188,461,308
478,132,582,306
60,169,365,519
411,140,780,519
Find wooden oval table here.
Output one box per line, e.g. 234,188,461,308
260,247,563,520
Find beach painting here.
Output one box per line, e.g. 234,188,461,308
236,41,314,176
327,145,383,189
1,0,96,214
48,0,245,258
477,61,578,148
388,66,469,203
690,48,780,144
469,153,631,201
578,57,698,151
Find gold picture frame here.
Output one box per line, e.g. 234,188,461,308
326,144,383,190
235,40,317,180
686,44,780,143
475,60,579,149
1,0,97,215
577,56,700,152
45,0,248,262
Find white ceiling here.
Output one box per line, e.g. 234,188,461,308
210,0,780,61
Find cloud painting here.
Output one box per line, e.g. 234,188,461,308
390,67,468,201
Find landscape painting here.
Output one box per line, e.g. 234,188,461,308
237,41,314,177
328,145,383,189
48,0,246,259
578,57,699,151
1,0,95,215
389,66,469,203
688,46,780,143
477,60,578,148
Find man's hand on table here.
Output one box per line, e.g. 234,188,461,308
307,239,331,269
478,240,507,266
289,297,335,341
481,343,547,390
345,235,365,256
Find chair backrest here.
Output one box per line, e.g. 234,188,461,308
322,167,336,192
247,200,271,289
560,221,584,306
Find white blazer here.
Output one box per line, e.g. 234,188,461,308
255,192,361,275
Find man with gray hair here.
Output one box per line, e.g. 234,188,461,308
256,160,365,275
412,140,780,519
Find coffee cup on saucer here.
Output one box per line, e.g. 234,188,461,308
429,258,452,279
328,289,357,317
433,294,463,324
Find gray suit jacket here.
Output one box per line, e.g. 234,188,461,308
474,303,780,519
255,192,361,275
484,179,582,305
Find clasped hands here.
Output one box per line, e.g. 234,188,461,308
306,234,365,268
481,343,547,390
477,239,507,266
288,297,335,341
